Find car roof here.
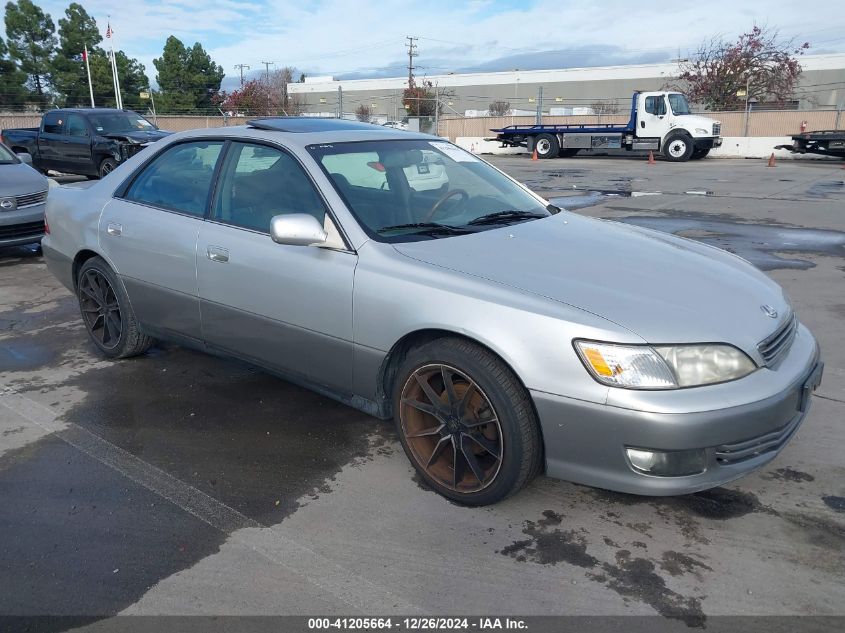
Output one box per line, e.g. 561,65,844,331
165,119,433,147
52,108,136,114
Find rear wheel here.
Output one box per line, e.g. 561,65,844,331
533,133,559,159
77,256,155,359
394,337,542,506
662,132,694,162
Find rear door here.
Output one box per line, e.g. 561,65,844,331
100,139,225,341
196,141,356,391
38,111,66,171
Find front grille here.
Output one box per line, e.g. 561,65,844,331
16,190,48,209
712,123,721,136
0,221,45,240
715,411,802,464
758,313,798,366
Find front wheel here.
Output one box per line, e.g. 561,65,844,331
690,148,710,160
77,256,155,358
98,157,118,178
662,132,694,162
394,338,543,505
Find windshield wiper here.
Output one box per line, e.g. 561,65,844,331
377,222,474,236
467,210,548,226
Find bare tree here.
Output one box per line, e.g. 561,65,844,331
674,26,809,110
589,99,620,115
488,100,511,116
267,66,304,114
355,103,372,122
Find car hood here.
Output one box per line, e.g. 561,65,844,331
0,162,49,196
102,129,171,144
391,213,789,350
678,114,719,132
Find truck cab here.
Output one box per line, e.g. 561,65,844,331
490,90,722,162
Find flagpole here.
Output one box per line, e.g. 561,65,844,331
84,44,95,107
107,20,123,109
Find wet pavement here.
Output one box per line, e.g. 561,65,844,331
1,158,844,626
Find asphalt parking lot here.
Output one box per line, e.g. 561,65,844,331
1,156,844,628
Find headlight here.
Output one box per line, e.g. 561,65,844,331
574,341,756,389
695,128,709,135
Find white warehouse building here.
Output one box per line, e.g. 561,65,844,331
287,53,845,120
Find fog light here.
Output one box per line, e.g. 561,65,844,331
625,447,706,477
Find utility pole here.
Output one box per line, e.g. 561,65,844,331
338,86,343,119
406,36,418,88
234,63,250,87
260,61,275,83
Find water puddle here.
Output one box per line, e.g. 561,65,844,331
607,215,845,270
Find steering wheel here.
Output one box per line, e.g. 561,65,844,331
425,189,469,222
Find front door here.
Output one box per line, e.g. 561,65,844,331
99,139,225,340
196,141,356,392
638,94,671,140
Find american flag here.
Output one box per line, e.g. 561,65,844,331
106,22,112,38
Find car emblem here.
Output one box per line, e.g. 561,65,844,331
760,305,778,319
0,198,14,210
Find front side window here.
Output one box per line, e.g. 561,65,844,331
66,114,88,137
668,94,692,115
308,140,550,242
212,142,326,233
43,112,64,135
124,141,223,216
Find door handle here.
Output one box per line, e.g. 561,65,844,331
106,222,122,236
206,245,229,263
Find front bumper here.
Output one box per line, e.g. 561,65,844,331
0,203,45,247
532,328,821,495
694,136,722,150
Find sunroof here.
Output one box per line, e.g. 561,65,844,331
247,117,386,133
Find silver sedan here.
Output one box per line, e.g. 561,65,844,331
41,119,823,505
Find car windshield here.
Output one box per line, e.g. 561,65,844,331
308,139,550,242
668,94,692,115
0,143,16,164
87,112,158,134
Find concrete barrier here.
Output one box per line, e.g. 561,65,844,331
454,136,840,160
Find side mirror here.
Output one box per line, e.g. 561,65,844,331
270,213,328,246
16,152,33,165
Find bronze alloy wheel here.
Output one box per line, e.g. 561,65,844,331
78,268,122,350
399,363,503,493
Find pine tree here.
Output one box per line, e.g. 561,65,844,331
0,34,30,110
154,35,224,113
4,0,57,105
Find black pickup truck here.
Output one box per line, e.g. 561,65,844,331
1,109,171,179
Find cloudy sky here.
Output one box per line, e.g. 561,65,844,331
34,0,845,89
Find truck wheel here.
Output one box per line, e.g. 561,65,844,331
394,337,543,506
557,149,580,158
663,132,694,162
690,148,710,160
534,133,559,159
98,157,118,178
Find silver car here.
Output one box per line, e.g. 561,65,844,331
0,143,49,248
41,119,823,505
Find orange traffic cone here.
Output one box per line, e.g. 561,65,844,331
532,148,538,161
647,150,656,165
767,153,776,167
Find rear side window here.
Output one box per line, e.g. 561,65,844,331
124,141,224,217
43,112,64,134
66,114,88,137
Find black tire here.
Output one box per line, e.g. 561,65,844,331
533,133,559,159
690,148,710,160
557,148,580,158
662,132,694,162
98,157,118,178
77,256,155,359
393,337,543,506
